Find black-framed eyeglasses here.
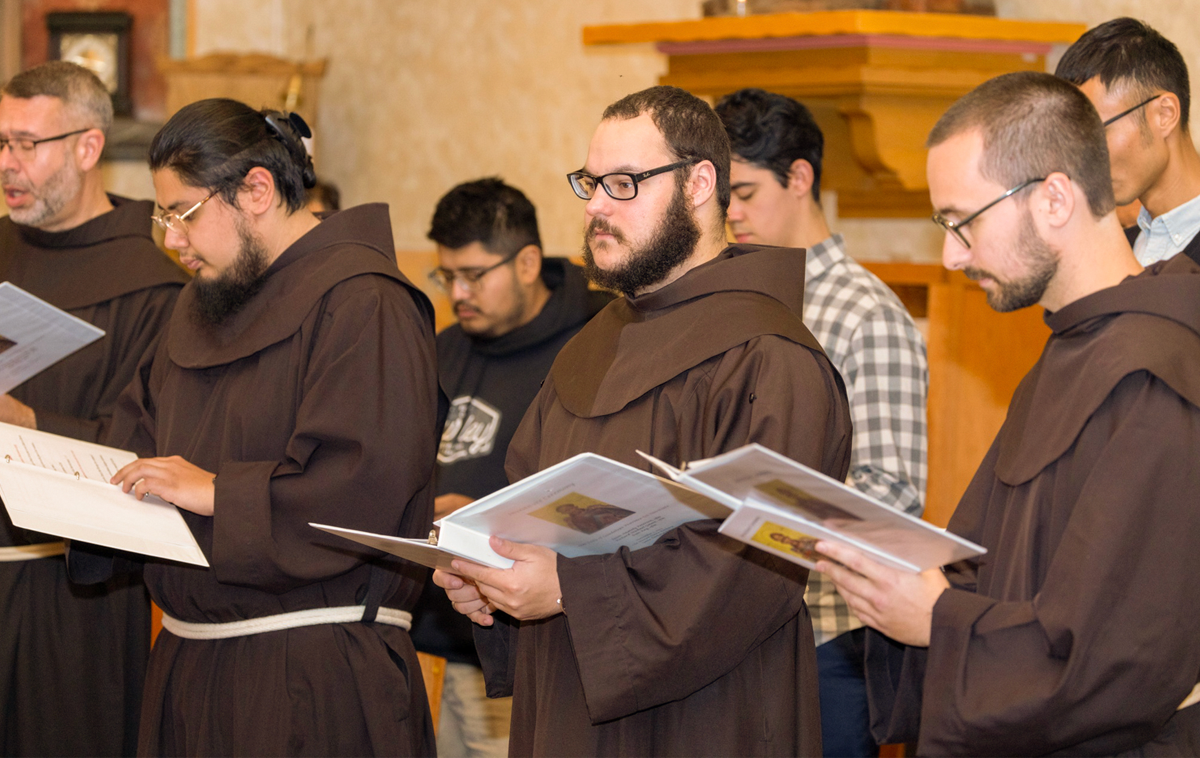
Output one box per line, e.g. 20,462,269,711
428,249,520,292
567,159,697,201
0,128,92,162
151,191,217,235
931,177,1046,250
1102,94,1161,128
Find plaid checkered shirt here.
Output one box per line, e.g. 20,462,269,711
801,235,929,646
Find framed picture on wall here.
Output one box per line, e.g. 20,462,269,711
47,11,133,116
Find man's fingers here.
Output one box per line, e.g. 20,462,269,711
432,569,464,590
450,558,503,586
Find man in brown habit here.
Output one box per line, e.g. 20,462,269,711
819,71,1200,755
435,85,852,755
91,99,440,755
0,62,187,755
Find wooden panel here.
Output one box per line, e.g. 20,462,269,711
582,10,1084,46
416,651,446,733
158,53,326,123
923,278,1048,526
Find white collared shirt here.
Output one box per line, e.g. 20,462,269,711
1133,192,1200,265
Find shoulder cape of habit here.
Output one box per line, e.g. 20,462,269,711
995,254,1200,485
551,244,825,418
0,195,189,309
167,203,432,369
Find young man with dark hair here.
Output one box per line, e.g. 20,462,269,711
820,70,1200,756
89,97,440,755
1057,17,1200,265
435,85,851,755
716,87,928,758
0,61,187,756
410,177,608,757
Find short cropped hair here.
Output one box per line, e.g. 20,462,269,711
1056,17,1190,129
2,61,113,135
927,71,1115,219
149,98,316,214
603,85,731,214
428,177,541,257
715,88,825,203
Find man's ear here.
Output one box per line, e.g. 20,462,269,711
514,244,543,285
74,128,105,172
688,160,718,209
787,158,816,200
1150,92,1183,139
1038,171,1075,230
239,166,278,216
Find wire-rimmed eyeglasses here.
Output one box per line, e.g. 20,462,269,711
931,177,1046,250
567,159,697,201
0,128,92,162
428,249,520,292
1102,94,1161,128
151,191,217,235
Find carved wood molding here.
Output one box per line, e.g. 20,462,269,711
584,10,1085,217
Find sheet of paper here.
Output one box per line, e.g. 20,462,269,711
0,422,208,566
0,282,105,395
310,524,484,571
681,443,984,572
318,452,732,569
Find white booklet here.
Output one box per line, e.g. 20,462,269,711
312,452,731,570
0,422,209,567
0,282,105,395
642,444,985,573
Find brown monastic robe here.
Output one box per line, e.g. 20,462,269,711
866,255,1200,756
106,204,440,756
0,196,187,757
475,245,853,756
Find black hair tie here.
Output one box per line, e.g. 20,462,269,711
262,110,317,189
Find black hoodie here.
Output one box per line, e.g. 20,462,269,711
411,257,609,663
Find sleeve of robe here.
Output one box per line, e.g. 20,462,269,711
31,286,181,444
916,374,1200,756
479,335,850,720
107,276,438,593
207,277,438,592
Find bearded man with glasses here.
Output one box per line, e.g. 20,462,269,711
1057,17,1200,266
435,85,851,756
410,177,609,758
0,61,187,757
819,71,1200,756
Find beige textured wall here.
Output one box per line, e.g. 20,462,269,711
180,1,1197,265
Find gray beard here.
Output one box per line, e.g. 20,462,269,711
582,178,700,298
4,161,83,228
189,220,271,328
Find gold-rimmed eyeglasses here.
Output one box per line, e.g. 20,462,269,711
152,191,216,235
0,128,92,162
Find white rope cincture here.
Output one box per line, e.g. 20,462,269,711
160,605,412,640
0,541,65,562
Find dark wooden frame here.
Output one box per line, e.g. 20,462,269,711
47,11,133,116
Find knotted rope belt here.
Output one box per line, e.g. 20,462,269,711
161,606,412,640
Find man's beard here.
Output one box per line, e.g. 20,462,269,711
582,178,700,297
3,160,83,228
190,219,271,328
965,208,1058,313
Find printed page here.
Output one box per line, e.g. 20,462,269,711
0,282,105,395
316,452,732,569
0,422,207,566
0,421,135,481
679,444,985,572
